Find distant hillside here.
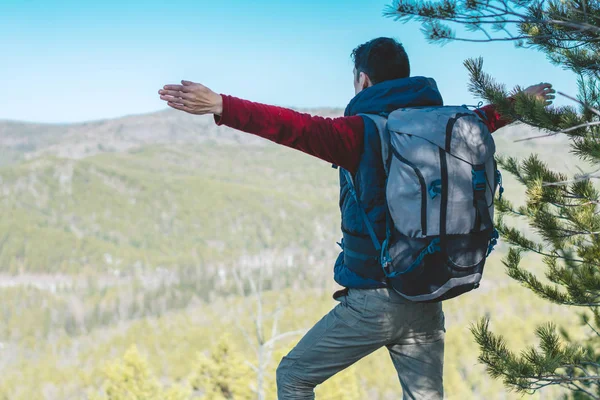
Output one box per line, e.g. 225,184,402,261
1,106,585,171
0,144,342,276
0,107,349,277
0,107,344,164
0,107,592,275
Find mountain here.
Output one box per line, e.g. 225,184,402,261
0,107,344,163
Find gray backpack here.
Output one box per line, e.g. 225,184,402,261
343,105,502,302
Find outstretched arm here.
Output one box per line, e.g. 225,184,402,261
158,80,554,171
158,80,365,173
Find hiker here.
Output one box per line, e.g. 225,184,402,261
158,37,555,399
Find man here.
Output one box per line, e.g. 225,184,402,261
158,37,554,399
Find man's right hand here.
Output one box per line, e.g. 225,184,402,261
158,80,223,116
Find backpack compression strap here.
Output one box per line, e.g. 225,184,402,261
472,164,493,230
341,114,394,275
472,164,500,256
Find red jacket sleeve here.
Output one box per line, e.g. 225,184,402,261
213,95,513,174
474,104,513,133
215,95,364,173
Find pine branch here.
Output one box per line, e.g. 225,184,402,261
558,90,600,118
569,382,600,399
513,120,600,142
543,171,600,186
471,318,600,394
386,0,600,395
585,319,600,338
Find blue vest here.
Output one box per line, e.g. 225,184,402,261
333,77,444,290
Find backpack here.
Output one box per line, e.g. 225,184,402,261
342,105,503,302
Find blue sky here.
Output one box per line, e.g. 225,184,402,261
1,0,579,123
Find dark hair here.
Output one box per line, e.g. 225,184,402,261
351,37,410,85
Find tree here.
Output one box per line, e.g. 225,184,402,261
385,0,600,397
230,264,307,400
189,335,255,399
91,345,190,400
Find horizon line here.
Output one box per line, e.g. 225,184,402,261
0,104,348,126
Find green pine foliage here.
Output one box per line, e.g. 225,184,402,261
386,0,600,397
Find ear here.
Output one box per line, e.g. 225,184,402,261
359,72,373,90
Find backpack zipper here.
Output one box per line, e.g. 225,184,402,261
439,148,448,249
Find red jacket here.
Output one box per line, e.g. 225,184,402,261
215,95,512,173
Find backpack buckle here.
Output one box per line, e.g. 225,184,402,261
487,229,500,256
495,169,504,200
382,260,392,274
382,260,396,278
472,168,487,191
426,238,441,254
380,253,396,278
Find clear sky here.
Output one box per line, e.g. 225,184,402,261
1,0,579,123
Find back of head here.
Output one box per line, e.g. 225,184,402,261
351,37,410,85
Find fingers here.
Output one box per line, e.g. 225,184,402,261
167,101,193,113
160,94,188,105
543,86,555,106
158,89,192,99
531,82,553,93
163,84,189,92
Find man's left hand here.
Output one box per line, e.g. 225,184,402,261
158,80,223,115
522,82,555,106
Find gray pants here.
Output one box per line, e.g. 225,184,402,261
276,287,445,399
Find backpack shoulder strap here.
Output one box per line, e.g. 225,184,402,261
358,113,390,175
340,168,381,253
